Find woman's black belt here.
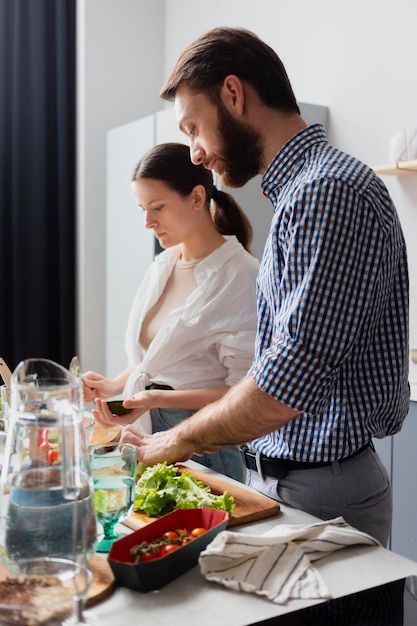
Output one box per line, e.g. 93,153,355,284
240,441,373,479
145,384,174,390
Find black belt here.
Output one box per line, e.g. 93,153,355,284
241,441,374,479
145,384,174,391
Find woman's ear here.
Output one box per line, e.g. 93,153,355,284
220,74,245,116
191,184,207,211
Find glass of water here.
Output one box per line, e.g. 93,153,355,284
90,442,136,552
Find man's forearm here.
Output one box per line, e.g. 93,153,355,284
122,374,302,467
179,374,301,454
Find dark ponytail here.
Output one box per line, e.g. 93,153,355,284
210,187,253,253
132,142,253,252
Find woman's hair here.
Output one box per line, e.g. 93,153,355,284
132,142,253,252
160,27,299,115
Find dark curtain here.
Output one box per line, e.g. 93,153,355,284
0,0,76,373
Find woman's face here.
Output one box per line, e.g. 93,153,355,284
131,178,200,249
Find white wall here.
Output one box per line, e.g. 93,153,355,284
79,0,417,375
76,0,164,372
105,110,186,379
163,0,417,352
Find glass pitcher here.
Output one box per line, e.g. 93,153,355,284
0,358,97,564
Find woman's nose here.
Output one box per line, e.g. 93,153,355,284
144,211,156,229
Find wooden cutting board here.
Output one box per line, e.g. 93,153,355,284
123,464,280,531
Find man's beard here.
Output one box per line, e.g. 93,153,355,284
213,103,264,189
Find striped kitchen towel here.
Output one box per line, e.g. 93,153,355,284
199,516,380,604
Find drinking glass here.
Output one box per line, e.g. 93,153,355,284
0,358,97,566
0,384,9,432
0,557,90,626
90,442,136,552
0,386,8,476
83,411,95,447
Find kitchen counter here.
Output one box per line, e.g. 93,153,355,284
85,461,417,626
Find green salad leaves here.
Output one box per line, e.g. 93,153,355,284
134,462,234,518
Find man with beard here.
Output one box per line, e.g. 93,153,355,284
121,30,409,617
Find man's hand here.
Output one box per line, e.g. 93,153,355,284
119,375,301,467
121,424,194,466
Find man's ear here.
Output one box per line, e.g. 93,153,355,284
220,74,245,116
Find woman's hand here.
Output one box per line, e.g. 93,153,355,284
91,388,155,431
93,398,143,428
123,391,153,415
81,372,121,402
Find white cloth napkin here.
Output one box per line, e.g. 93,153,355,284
199,516,380,604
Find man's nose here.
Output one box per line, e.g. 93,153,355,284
190,140,205,165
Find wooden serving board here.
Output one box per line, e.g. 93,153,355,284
0,556,116,609
86,555,115,607
123,464,280,531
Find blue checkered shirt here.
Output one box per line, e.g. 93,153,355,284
250,125,409,461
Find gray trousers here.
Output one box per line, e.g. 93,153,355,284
246,444,392,546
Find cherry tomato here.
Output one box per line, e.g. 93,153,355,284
39,439,51,452
159,543,179,557
163,531,178,541
181,535,193,545
140,552,159,563
38,429,50,451
191,527,207,537
47,449,60,465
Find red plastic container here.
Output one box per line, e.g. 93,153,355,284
108,507,228,591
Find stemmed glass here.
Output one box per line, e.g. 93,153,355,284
90,442,137,552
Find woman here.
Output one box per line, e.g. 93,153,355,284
83,142,259,481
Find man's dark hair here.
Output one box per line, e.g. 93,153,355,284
160,27,300,114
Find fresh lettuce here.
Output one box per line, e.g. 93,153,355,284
134,462,235,517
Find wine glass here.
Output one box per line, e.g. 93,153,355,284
90,442,136,552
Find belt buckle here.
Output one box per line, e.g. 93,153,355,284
241,446,290,480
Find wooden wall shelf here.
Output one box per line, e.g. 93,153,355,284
373,158,417,176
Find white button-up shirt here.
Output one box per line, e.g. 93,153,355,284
124,236,259,431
